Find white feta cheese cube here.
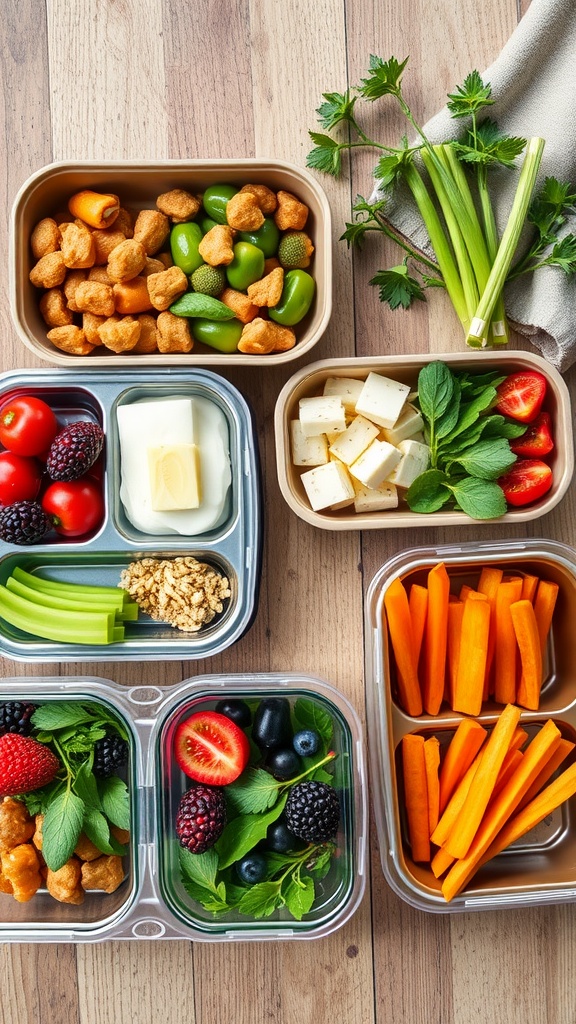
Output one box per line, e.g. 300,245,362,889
290,420,328,466
353,481,399,513
381,404,424,446
328,415,380,466
386,439,431,489
300,460,355,511
323,376,364,414
326,430,345,445
299,396,346,437
355,372,411,429
349,439,401,489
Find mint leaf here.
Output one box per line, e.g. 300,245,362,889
293,699,333,747
282,875,315,920
31,703,97,731
448,438,516,480
416,362,454,424
447,477,506,520
42,790,85,871
169,293,236,319
72,760,102,810
179,846,219,892
307,844,335,879
237,881,283,918
82,807,118,855
216,795,287,870
226,767,280,814
406,469,451,513
98,776,130,831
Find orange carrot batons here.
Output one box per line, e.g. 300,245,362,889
446,599,464,708
512,599,543,710
68,190,121,230
521,574,539,602
424,736,441,834
409,583,428,670
452,592,490,717
384,578,423,717
517,737,575,811
423,562,450,715
402,734,431,863
533,579,559,654
493,578,523,705
438,719,487,814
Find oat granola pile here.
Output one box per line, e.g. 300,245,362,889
118,556,231,632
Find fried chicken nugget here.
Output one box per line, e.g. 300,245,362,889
247,266,284,307
225,191,265,231
91,228,127,266
29,251,67,289
239,183,277,214
97,315,141,353
74,280,115,317
220,287,259,324
238,317,296,354
1,844,42,903
63,268,88,311
141,257,166,277
30,217,61,259
39,288,74,328
146,266,188,311
133,209,170,255
0,864,13,894
198,224,235,266
132,314,159,353
74,833,103,862
274,190,309,231
156,188,200,223
156,310,193,353
81,854,124,894
46,856,84,905
59,222,96,269
47,325,94,356
107,238,148,283
0,798,35,854
82,313,107,346
88,266,113,284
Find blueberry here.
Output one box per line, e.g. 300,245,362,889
215,699,252,729
266,747,301,781
293,729,320,757
266,821,299,854
236,852,268,885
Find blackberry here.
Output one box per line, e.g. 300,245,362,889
285,781,340,844
175,784,227,854
0,701,38,737
0,501,51,544
93,734,129,778
46,421,105,481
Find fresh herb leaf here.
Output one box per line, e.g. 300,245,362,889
446,476,507,520
98,776,130,831
72,759,101,809
370,264,425,309
446,437,517,480
31,703,98,731
446,71,493,118
405,469,451,513
306,133,343,176
216,795,287,870
455,120,526,168
316,90,357,130
41,790,85,871
169,293,236,320
82,807,118,855
237,881,283,919
416,362,454,425
307,844,335,879
282,875,315,920
536,234,576,275
179,847,220,892
358,55,409,101
293,698,333,747
226,767,281,814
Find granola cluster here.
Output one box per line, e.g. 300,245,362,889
118,556,231,632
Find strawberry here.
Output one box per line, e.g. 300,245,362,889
0,733,60,796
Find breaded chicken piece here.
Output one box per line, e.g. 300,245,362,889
156,189,200,223
47,325,94,356
59,222,96,269
274,190,309,231
30,217,61,259
238,317,296,354
74,280,115,317
239,183,277,214
247,266,284,307
97,315,141,353
146,266,188,311
0,798,35,854
225,191,265,231
39,288,74,327
156,310,193,352
198,224,235,266
133,209,170,255
81,854,124,893
107,238,148,283
1,844,42,903
46,856,84,905
29,251,67,289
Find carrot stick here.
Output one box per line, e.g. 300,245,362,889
517,737,575,811
478,566,503,698
493,579,523,704
446,600,464,708
512,599,544,710
431,845,455,878
424,736,441,834
521,574,539,602
453,592,490,716
509,726,529,753
68,189,120,229
438,719,487,814
489,749,523,800
533,579,559,654
442,703,522,860
431,755,481,849
459,584,475,601
384,578,423,717
423,563,450,715
409,583,428,671
402,734,431,862
441,719,562,901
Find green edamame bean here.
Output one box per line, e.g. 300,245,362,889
170,222,204,276
202,184,239,224
191,317,243,353
226,242,265,292
199,215,218,234
238,217,280,258
269,269,315,326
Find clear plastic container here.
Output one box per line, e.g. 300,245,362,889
365,538,576,913
0,673,366,942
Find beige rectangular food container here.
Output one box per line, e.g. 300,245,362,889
274,350,572,529
10,159,331,367
365,539,576,912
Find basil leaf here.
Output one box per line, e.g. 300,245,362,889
72,759,102,810
169,293,236,319
98,776,130,831
226,767,281,814
293,698,333,747
237,881,283,918
179,847,219,891
406,469,451,513
31,703,98,731
448,438,517,480
481,416,527,439
443,387,498,442
433,378,461,439
282,875,315,920
41,790,85,871
216,795,287,870
447,477,507,520
416,361,454,422
82,807,117,855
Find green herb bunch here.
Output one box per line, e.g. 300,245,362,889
308,58,576,347
20,702,130,872
178,698,342,922
406,361,526,519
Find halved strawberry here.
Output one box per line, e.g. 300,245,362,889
498,459,553,507
0,733,60,796
174,710,250,786
510,412,554,458
495,371,547,423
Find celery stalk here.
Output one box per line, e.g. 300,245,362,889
12,566,129,609
0,585,118,645
466,137,545,346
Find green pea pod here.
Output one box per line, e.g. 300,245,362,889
269,269,315,326
239,217,280,258
226,242,265,291
170,222,204,275
202,184,239,224
191,318,243,353
169,293,236,320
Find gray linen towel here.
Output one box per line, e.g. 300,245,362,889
371,0,576,370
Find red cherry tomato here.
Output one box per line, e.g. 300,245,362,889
498,458,553,507
0,396,58,456
41,478,104,537
509,412,554,458
0,452,42,505
495,371,547,423
174,711,250,786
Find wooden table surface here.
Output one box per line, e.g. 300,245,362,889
2,0,576,1022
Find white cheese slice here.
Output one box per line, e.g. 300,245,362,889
322,376,364,414
386,439,431,489
300,460,355,512
353,481,399,513
290,420,328,466
148,443,200,511
355,372,410,429
349,438,402,489
299,396,346,437
328,415,380,466
381,404,424,446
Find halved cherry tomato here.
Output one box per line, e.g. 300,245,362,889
174,710,250,786
495,371,547,423
510,412,554,458
498,459,553,507
0,396,58,456
0,452,42,505
41,478,104,537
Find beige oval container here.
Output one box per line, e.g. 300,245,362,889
274,350,573,529
10,160,331,367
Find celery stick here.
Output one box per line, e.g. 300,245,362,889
466,137,545,346
7,578,122,615
12,566,129,609
475,163,509,345
0,585,115,645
